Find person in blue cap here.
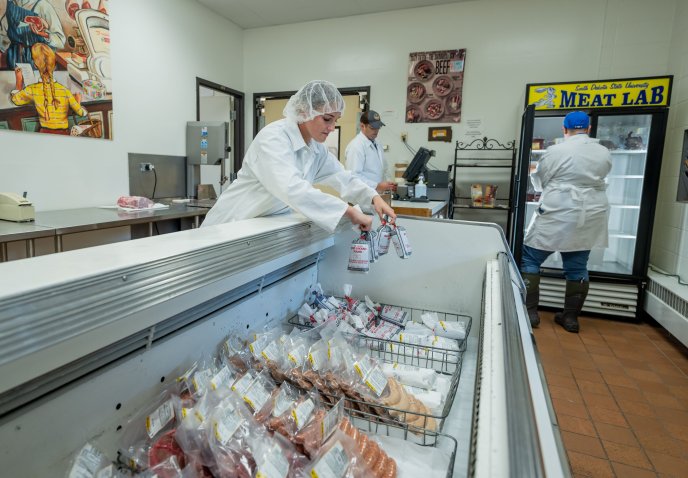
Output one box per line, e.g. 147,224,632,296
521,111,612,333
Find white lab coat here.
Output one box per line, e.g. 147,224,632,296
201,118,377,233
524,134,612,252
345,132,387,189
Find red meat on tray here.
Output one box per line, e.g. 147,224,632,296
24,16,45,32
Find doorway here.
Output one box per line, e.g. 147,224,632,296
196,78,244,195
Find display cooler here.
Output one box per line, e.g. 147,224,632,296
511,76,673,320
0,215,570,477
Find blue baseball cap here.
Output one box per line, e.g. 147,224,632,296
563,111,590,129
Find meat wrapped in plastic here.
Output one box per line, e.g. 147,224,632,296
116,195,154,209
205,394,259,478
116,391,182,474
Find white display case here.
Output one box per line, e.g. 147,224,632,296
0,215,569,477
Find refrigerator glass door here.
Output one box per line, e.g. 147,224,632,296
592,114,652,274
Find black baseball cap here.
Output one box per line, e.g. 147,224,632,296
360,110,385,129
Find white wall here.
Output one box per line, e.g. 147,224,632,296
651,0,688,279
1,0,243,211
243,0,677,173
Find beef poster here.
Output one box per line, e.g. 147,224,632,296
406,49,466,123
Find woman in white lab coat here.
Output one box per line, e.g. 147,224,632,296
521,111,611,333
202,80,395,233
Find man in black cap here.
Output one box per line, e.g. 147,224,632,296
345,110,396,193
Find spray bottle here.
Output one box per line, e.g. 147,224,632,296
415,173,427,198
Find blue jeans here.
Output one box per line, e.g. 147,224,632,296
521,245,591,281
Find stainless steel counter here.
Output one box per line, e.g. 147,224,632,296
0,222,55,261
0,205,209,260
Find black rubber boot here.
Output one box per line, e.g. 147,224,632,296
555,280,589,333
522,272,541,327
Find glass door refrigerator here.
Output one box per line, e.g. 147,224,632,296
510,76,673,320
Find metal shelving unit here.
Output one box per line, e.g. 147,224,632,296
451,137,516,238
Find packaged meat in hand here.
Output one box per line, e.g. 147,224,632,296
116,195,154,209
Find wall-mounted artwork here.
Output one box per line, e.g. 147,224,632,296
406,49,465,124
0,0,112,139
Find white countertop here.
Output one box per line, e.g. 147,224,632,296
392,199,447,215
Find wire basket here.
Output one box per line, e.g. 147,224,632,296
288,302,473,355
312,343,463,440
284,304,471,439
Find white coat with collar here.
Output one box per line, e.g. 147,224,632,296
345,131,387,189
524,133,612,252
201,118,377,233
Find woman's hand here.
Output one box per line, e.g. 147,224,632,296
345,205,373,231
372,195,396,223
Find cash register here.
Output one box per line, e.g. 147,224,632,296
398,147,450,202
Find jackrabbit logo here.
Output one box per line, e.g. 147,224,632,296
533,87,556,108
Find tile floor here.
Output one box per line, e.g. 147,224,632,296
533,310,688,478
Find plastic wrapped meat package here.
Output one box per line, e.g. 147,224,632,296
372,435,450,478
306,426,397,478
421,312,467,340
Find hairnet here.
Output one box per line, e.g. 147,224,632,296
283,80,345,123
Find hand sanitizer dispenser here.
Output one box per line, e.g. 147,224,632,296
415,173,427,199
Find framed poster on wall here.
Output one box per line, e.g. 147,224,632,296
0,0,113,139
406,49,466,124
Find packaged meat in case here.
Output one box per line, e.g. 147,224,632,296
66,442,125,478
205,393,260,477
421,311,467,340
115,390,186,474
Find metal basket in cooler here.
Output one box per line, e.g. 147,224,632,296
285,304,471,438
288,302,473,355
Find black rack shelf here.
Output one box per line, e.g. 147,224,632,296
452,137,516,236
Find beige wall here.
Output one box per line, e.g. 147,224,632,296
651,0,688,282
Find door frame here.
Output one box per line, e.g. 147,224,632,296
196,77,245,171
253,86,371,138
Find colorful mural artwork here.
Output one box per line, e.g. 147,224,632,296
0,0,112,139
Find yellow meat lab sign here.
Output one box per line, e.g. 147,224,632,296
526,76,672,110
